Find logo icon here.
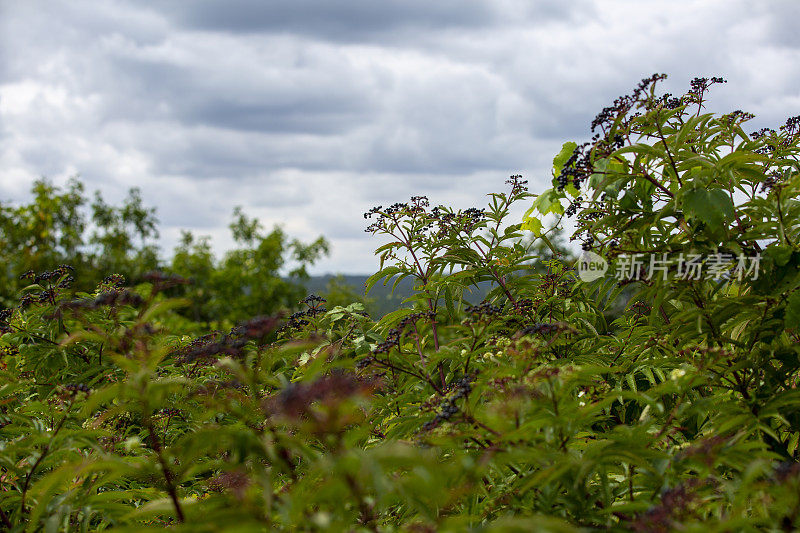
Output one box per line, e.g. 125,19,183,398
577,251,608,282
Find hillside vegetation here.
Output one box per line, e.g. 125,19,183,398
0,75,798,531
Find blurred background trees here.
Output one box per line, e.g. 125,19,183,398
0,177,329,324
0,177,159,306
169,208,329,325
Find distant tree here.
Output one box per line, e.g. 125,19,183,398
170,208,329,324
89,187,159,278
0,178,328,322
169,231,216,323
0,177,159,305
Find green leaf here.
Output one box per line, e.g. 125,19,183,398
527,189,566,217
765,244,794,267
552,142,580,198
619,190,638,211
521,214,543,236
787,291,800,326
682,187,735,235
553,142,577,175
375,307,417,331
365,266,403,294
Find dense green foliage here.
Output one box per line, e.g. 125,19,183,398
0,179,160,307
168,209,328,325
0,181,328,324
0,76,799,531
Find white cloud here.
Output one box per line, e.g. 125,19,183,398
1,0,798,273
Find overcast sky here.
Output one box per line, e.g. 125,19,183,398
1,1,798,274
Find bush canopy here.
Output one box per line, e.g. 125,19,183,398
0,75,798,531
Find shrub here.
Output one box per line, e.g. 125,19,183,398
0,75,797,531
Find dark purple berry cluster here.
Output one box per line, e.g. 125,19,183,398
685,77,726,105
465,302,502,318
539,271,572,297
364,199,427,233
556,143,593,191
511,298,537,316
178,334,247,363
62,383,90,395
565,196,583,217
372,329,401,355
558,75,731,198
62,289,145,311
721,110,755,126
781,115,800,136
421,376,472,431
175,315,281,363
761,172,784,192
751,127,775,141
172,332,222,364
0,308,13,334
97,274,126,292
590,74,668,134
268,371,375,419
576,207,605,222
355,355,374,370
424,206,487,239
20,264,75,285
650,92,683,110
143,271,190,291
16,266,76,308
505,175,528,196
280,295,327,335
299,294,326,306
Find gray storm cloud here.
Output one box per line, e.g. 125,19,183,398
1,0,798,273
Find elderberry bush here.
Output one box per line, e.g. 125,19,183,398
0,76,798,531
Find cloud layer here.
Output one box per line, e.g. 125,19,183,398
1,0,798,272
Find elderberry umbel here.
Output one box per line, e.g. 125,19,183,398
15,266,76,308
781,115,800,136
143,271,189,291
61,290,144,311
421,376,473,431
174,314,282,363
506,175,528,195
0,308,12,334
20,264,75,285
280,295,327,334
557,75,730,196
63,383,90,394
686,77,726,103
755,115,800,151
589,74,667,134
266,371,376,419
465,302,502,319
